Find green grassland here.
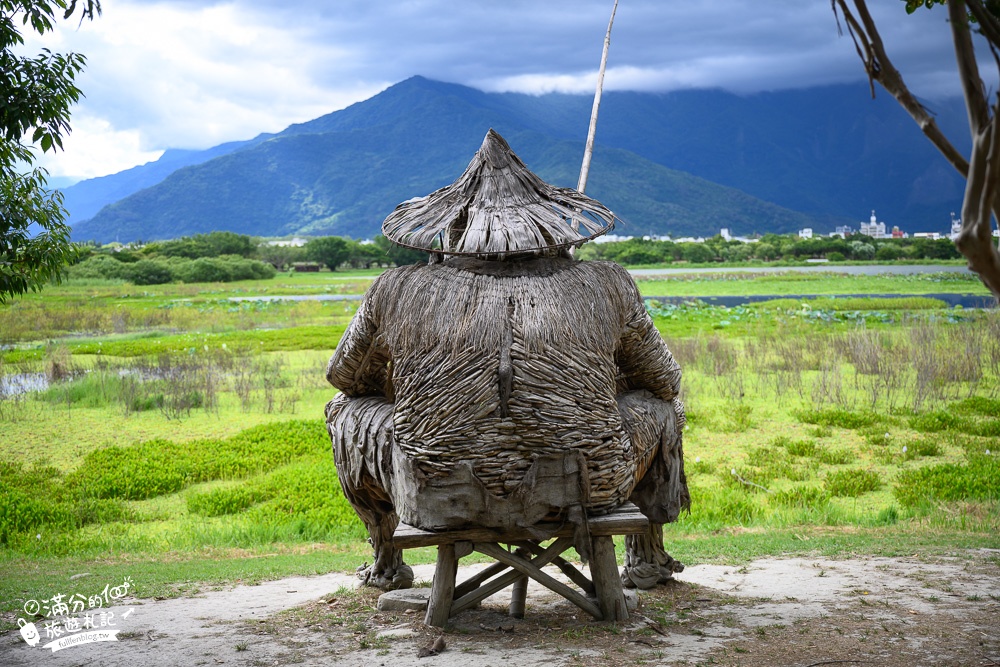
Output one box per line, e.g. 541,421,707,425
633,268,989,297
1,269,999,630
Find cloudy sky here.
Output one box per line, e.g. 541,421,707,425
21,0,978,184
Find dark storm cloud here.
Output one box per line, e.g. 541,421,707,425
37,0,988,179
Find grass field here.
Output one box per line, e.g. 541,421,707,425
1,267,998,631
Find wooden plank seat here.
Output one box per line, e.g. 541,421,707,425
392,503,650,627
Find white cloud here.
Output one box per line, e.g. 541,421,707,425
34,115,164,180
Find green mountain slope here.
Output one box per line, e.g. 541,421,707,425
72,76,966,242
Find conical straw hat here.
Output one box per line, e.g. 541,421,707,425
382,129,617,256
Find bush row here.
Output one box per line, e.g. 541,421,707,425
70,254,276,285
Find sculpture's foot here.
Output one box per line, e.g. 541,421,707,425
622,556,685,590
356,561,414,591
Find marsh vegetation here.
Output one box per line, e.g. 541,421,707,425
0,268,997,628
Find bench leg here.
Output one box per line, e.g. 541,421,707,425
590,535,628,622
509,574,528,618
425,543,457,628
508,546,530,618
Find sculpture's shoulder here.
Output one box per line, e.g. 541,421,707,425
363,262,431,304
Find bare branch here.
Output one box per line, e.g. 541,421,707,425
832,0,876,98
836,0,1000,298
966,0,1000,51
835,0,970,175
949,0,991,135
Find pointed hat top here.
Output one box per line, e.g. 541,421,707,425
381,129,616,256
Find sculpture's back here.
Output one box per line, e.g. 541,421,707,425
326,130,688,591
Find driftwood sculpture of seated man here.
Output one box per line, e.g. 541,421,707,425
326,129,689,592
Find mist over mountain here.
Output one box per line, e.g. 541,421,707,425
68,76,968,243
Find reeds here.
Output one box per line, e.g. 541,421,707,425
678,314,997,417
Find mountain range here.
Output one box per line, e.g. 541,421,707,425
65,76,971,243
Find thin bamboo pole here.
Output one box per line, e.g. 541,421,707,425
577,0,619,200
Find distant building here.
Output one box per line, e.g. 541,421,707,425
860,210,886,238
913,232,942,240
720,228,732,241
268,236,308,247
891,225,907,239
798,228,813,239
834,225,854,238
592,234,634,244
949,212,963,240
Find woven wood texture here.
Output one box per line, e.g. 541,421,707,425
381,130,616,256
328,256,684,515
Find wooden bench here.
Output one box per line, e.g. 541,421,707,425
392,504,650,627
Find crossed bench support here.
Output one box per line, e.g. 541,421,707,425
391,504,651,627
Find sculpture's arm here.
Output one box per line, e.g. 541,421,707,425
614,271,681,403
326,281,390,398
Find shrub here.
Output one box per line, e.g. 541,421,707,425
39,372,119,408
909,411,961,433
796,408,881,430
122,259,175,285
169,256,276,284
0,461,131,545
682,486,761,527
781,439,817,457
905,438,943,460
952,397,1000,416
66,440,191,500
68,255,128,281
894,455,1000,507
875,244,903,261
187,485,263,517
824,468,881,497
773,485,830,508
175,257,233,283
850,241,875,260
816,447,855,465
909,410,1000,437
247,457,361,537
827,251,845,262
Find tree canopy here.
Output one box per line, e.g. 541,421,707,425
1,0,100,303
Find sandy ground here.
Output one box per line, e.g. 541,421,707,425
3,550,999,667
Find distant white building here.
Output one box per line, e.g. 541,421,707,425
267,236,308,247
798,228,813,239
949,212,963,240
913,232,942,240
591,234,634,244
833,225,854,238
860,210,886,238
720,228,732,241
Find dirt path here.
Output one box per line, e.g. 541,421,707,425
3,550,998,667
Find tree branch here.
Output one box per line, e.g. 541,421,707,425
836,0,1000,298
834,0,970,175
955,95,1000,298
949,0,991,134
965,0,1000,51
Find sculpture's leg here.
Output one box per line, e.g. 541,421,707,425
621,523,686,589
618,392,690,589
326,394,413,591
